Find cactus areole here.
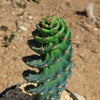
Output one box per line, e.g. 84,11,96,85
23,16,74,100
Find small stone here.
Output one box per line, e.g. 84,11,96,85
2,94,5,96
93,28,98,31
3,75,6,78
10,81,12,84
18,56,21,59
23,65,25,69
19,16,23,19
76,35,79,38
19,26,28,31
34,17,37,20
74,93,86,100
82,65,85,69
28,33,32,37
33,23,36,26
29,16,33,19
15,95,19,98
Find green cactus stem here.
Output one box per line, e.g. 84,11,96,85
23,16,74,100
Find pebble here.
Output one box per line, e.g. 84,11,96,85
81,28,85,31
34,17,37,20
15,95,19,98
33,23,36,26
74,71,80,77
82,65,85,69
10,81,12,84
3,75,6,78
24,22,29,26
16,64,19,67
29,16,33,20
74,93,86,100
23,65,25,69
18,56,21,59
20,37,24,41
2,94,5,97
28,33,32,37
19,16,23,19
93,28,98,31
19,8,23,11
19,26,28,31
76,35,79,38
96,71,100,74
12,11,16,15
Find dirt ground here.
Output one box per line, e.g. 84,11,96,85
0,0,100,100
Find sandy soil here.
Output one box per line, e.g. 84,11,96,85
0,0,100,100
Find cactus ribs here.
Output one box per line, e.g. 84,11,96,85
23,16,74,100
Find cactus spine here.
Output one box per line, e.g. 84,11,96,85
23,16,74,100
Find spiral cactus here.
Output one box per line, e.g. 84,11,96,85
23,16,74,100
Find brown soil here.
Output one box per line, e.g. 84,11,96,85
0,0,100,100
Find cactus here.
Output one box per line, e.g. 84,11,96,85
23,16,74,100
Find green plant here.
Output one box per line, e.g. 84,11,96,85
7,0,40,8
23,16,74,100
16,0,27,8
27,0,40,4
8,0,40,5
6,33,15,46
2,33,15,47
